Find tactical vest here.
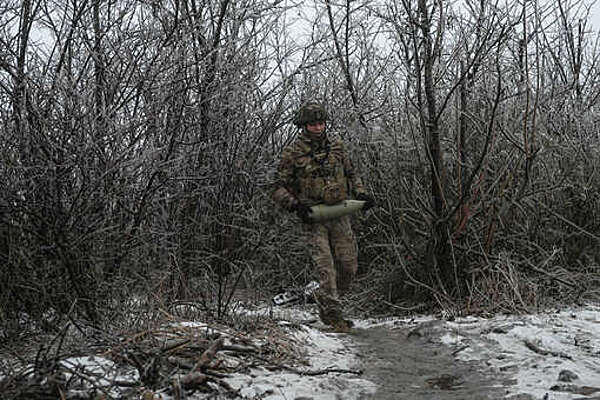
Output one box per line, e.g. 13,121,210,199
292,138,349,205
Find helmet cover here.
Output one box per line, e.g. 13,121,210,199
293,101,328,127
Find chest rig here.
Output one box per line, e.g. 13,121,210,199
295,137,348,205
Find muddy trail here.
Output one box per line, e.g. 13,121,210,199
351,321,512,400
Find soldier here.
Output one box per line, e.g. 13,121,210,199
272,100,375,332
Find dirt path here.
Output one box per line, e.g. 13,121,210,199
351,321,511,400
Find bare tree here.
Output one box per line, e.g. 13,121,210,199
2,0,600,337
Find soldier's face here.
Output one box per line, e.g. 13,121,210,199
306,121,326,134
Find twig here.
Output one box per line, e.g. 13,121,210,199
298,367,362,376
167,356,194,370
222,343,257,353
523,339,572,360
520,261,576,288
191,337,224,373
451,345,469,356
276,365,363,376
537,201,600,241
161,338,192,353
381,300,427,311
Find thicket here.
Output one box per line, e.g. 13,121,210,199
1,0,600,340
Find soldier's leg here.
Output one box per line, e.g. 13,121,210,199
330,215,358,296
306,222,341,324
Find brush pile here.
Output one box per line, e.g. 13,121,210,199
0,318,309,399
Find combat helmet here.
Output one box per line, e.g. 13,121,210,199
293,101,328,127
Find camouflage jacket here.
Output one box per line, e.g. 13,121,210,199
272,131,366,210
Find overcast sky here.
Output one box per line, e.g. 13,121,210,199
592,1,600,29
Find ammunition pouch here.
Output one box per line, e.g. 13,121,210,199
322,181,347,205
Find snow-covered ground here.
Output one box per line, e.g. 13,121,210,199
224,305,376,400
20,303,600,399
440,306,600,399
224,303,600,400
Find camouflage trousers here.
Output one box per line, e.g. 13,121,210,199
303,215,358,324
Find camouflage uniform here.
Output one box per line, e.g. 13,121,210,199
272,102,366,327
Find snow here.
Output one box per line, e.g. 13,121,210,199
59,356,140,398
224,304,378,400
217,303,600,399
223,303,600,400
440,305,600,399
18,303,600,399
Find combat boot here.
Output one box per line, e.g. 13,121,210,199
330,318,351,333
318,308,350,332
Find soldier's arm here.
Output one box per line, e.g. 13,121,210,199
341,142,366,197
272,150,299,210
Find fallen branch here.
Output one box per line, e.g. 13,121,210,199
222,343,257,353
523,339,572,360
167,356,195,370
451,345,469,356
179,371,209,389
270,365,363,376
298,367,363,376
192,338,224,372
161,338,192,354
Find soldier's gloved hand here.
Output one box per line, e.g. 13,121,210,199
357,193,376,210
294,203,313,224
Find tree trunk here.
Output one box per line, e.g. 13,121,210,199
417,0,454,295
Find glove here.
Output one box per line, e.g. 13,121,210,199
356,193,376,210
293,203,313,224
